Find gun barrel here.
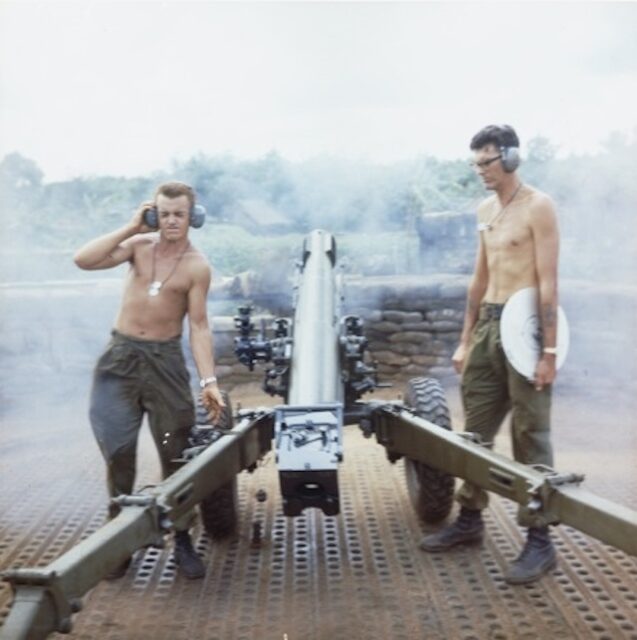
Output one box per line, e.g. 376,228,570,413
288,230,342,406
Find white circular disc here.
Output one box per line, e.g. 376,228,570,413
500,287,570,379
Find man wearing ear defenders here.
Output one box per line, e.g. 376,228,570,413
74,181,224,580
419,125,560,585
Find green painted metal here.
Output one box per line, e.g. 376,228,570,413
0,411,274,640
371,405,637,557
2,228,636,639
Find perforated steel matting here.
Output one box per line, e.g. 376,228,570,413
1,390,636,640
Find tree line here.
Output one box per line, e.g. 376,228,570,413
1,132,635,281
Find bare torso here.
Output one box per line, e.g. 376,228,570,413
478,184,545,304
114,237,206,340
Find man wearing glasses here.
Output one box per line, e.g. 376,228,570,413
420,125,560,585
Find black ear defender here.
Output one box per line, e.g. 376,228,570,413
143,203,206,229
498,124,520,173
189,204,206,228
500,145,520,173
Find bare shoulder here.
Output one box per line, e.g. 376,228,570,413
525,185,556,215
127,234,157,261
186,245,212,282
129,233,156,252
523,185,558,234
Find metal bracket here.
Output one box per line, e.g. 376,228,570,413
110,495,167,541
236,408,271,421
524,466,586,524
541,468,586,487
2,569,81,634
111,495,157,508
457,432,487,446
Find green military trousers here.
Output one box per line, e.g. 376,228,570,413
90,330,196,530
457,303,553,527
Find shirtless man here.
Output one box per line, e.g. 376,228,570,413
419,125,560,585
74,181,225,580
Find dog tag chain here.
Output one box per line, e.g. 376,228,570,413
478,182,523,232
148,241,190,296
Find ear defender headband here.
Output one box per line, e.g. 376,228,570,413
143,201,207,229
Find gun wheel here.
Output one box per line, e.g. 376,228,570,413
197,391,239,539
404,377,455,524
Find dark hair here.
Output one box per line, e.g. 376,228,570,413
154,181,195,208
470,124,519,151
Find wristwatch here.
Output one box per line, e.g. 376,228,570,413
543,347,558,355
199,376,218,389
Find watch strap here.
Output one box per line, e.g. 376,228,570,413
199,375,218,388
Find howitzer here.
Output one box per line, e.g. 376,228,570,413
2,229,636,640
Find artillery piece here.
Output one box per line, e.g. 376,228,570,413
2,230,636,640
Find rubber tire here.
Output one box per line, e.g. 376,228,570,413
404,377,455,524
198,391,239,539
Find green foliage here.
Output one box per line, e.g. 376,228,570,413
0,152,43,193
1,133,635,282
336,231,420,274
198,225,302,276
169,151,298,225
0,153,45,234
410,156,483,213
196,225,419,278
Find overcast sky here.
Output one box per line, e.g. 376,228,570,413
1,1,635,182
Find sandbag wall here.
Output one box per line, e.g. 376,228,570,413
211,274,469,388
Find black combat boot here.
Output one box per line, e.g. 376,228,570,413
504,526,557,585
174,530,205,580
419,507,484,552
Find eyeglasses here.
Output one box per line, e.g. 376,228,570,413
470,155,502,170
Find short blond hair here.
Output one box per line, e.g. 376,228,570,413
154,182,195,208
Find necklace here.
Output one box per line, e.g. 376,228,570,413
479,183,523,232
148,241,190,296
